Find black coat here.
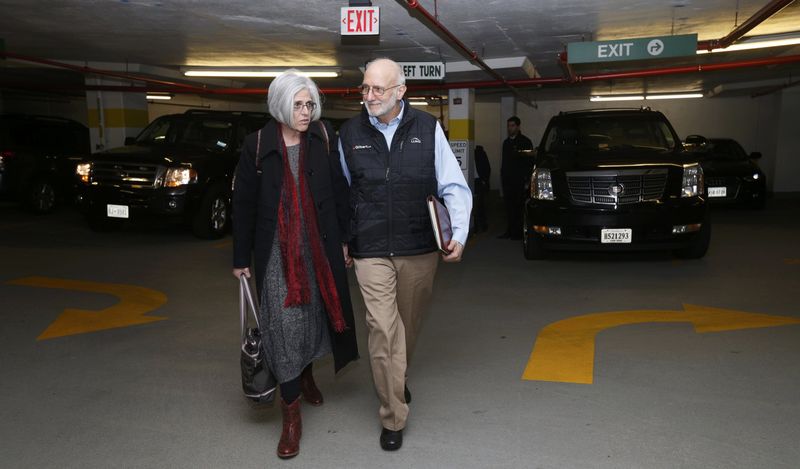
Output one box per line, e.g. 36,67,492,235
232,119,358,373
501,133,534,189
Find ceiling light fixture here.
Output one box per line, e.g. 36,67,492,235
183,68,341,78
590,95,644,102
697,32,800,54
645,93,704,100
146,94,172,100
590,93,703,102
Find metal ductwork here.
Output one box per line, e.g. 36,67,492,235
696,0,796,52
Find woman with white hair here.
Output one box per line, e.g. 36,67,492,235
232,70,358,459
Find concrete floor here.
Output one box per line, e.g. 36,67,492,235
1,196,799,469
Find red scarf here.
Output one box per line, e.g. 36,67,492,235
276,128,347,333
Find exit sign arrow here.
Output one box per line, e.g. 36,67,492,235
522,304,800,384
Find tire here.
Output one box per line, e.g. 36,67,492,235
27,177,57,214
522,212,547,260
192,185,229,239
674,221,711,259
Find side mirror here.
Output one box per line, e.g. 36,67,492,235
750,152,762,159
124,137,137,146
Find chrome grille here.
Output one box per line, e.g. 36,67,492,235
567,169,667,205
706,176,740,199
92,162,161,188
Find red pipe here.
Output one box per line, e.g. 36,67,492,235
579,54,800,81
697,0,795,51
6,54,800,95
404,0,479,63
401,0,527,100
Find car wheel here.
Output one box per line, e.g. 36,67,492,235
192,185,229,239
27,178,57,214
522,213,547,260
673,221,711,259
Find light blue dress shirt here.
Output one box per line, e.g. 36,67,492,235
338,101,472,246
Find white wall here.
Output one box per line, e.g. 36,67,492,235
773,87,800,193
474,94,795,193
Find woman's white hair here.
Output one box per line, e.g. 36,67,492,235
267,69,322,126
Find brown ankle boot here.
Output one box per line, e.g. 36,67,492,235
277,398,302,459
300,366,324,406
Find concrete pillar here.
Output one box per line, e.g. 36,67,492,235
773,87,800,193
447,88,475,189
85,70,149,152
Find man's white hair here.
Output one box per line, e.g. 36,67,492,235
365,58,406,86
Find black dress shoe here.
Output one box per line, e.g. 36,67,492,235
404,384,411,404
380,428,403,451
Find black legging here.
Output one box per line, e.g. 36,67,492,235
280,363,312,403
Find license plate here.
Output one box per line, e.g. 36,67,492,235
601,228,632,244
107,204,129,219
708,187,727,198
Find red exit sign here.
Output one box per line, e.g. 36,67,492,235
340,6,380,35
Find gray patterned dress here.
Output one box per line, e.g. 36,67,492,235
259,144,332,383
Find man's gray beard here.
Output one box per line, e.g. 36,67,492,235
365,96,398,118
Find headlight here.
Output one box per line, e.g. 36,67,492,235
681,164,704,198
76,162,92,183
164,167,198,187
531,168,554,200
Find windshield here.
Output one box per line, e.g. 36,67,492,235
544,115,678,154
135,116,234,151
704,139,749,160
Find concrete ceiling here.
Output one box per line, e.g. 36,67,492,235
1,0,800,106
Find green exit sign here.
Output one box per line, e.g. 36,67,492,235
568,34,697,64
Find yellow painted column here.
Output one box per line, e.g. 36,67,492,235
447,88,475,189
85,66,149,152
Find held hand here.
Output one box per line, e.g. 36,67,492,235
233,267,251,279
442,240,464,263
343,244,353,268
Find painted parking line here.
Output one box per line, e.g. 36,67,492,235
7,276,168,340
214,239,232,250
522,304,800,384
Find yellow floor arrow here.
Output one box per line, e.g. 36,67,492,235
522,304,800,385
8,276,168,340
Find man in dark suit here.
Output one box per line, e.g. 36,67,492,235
472,145,491,233
499,116,533,239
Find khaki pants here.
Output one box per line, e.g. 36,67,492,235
353,252,439,431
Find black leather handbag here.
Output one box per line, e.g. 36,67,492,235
239,275,277,403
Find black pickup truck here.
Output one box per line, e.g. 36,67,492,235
523,108,710,260
76,110,269,238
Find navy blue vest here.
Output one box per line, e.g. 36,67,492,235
339,104,438,257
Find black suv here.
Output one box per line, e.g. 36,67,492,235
0,114,90,213
523,108,710,259
684,135,766,209
76,110,269,238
